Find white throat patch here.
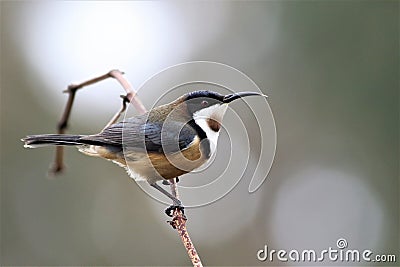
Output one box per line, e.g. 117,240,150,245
193,104,228,156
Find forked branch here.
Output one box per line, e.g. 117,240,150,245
49,69,145,175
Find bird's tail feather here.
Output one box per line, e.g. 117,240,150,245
22,134,86,148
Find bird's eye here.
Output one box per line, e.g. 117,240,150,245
201,100,208,106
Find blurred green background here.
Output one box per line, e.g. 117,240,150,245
1,1,398,266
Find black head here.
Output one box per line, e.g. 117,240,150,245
183,90,267,115
184,91,224,115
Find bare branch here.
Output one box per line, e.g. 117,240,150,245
169,179,203,267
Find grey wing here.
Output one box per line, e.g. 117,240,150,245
143,120,198,153
81,116,197,153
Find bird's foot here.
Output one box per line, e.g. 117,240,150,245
165,205,185,217
162,177,180,186
166,204,187,228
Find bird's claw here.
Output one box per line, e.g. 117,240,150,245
162,177,179,186
165,205,185,217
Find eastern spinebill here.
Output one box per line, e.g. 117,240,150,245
22,90,267,209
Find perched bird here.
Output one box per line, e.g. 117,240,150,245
23,90,267,209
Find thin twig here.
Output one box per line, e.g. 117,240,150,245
169,179,203,267
103,95,130,130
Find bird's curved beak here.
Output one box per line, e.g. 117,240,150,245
222,91,268,103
